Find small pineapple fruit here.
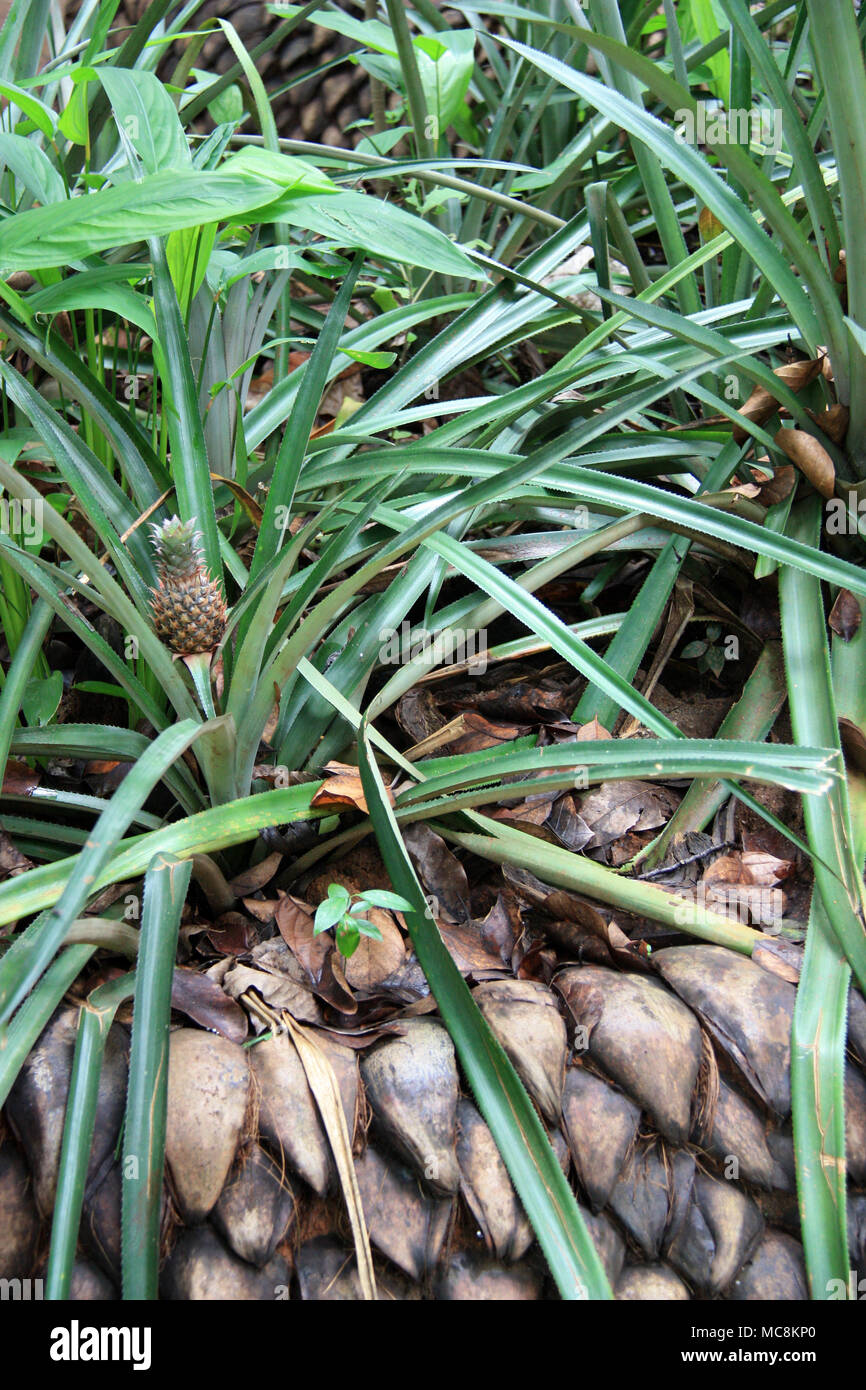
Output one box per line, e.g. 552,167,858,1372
149,515,227,655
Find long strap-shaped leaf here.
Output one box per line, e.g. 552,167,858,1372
395,738,837,805
45,973,136,1300
123,853,192,1300
356,724,611,1300
11,723,203,814
0,781,323,931
0,944,95,1111
779,501,866,995
0,462,200,723
150,236,222,588
247,250,364,588
501,34,834,358
779,500,864,1294
0,303,171,507
0,357,157,602
0,597,52,804
0,717,206,1025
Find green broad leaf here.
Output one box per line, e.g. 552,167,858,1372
26,278,157,342
355,889,414,911
680,640,708,660
268,6,397,55
0,80,57,139
262,189,487,281
342,349,397,369
335,922,360,957
314,899,348,934
222,145,336,196
22,671,63,727
200,76,244,125
354,126,410,156
166,221,218,320
0,133,65,206
98,66,191,175
327,882,352,906
57,68,96,146
354,52,402,92
354,918,384,941
414,29,475,136
0,168,290,271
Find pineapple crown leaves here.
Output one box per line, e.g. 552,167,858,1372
149,515,206,579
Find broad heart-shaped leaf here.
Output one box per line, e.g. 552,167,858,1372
260,188,487,282
98,67,190,174
0,133,65,206
414,29,475,135
0,168,291,271
21,672,63,727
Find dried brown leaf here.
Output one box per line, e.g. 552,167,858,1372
170,966,249,1042
343,910,405,991
829,588,862,642
274,893,329,981
774,427,835,498
1,758,39,795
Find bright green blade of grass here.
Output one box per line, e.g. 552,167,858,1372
0,461,199,722
519,28,840,359
0,357,156,602
0,597,52,804
0,303,171,507
804,0,866,470
573,436,747,731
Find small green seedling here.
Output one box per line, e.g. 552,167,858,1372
681,623,726,678
313,883,414,959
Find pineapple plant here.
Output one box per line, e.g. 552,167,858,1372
148,516,227,656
